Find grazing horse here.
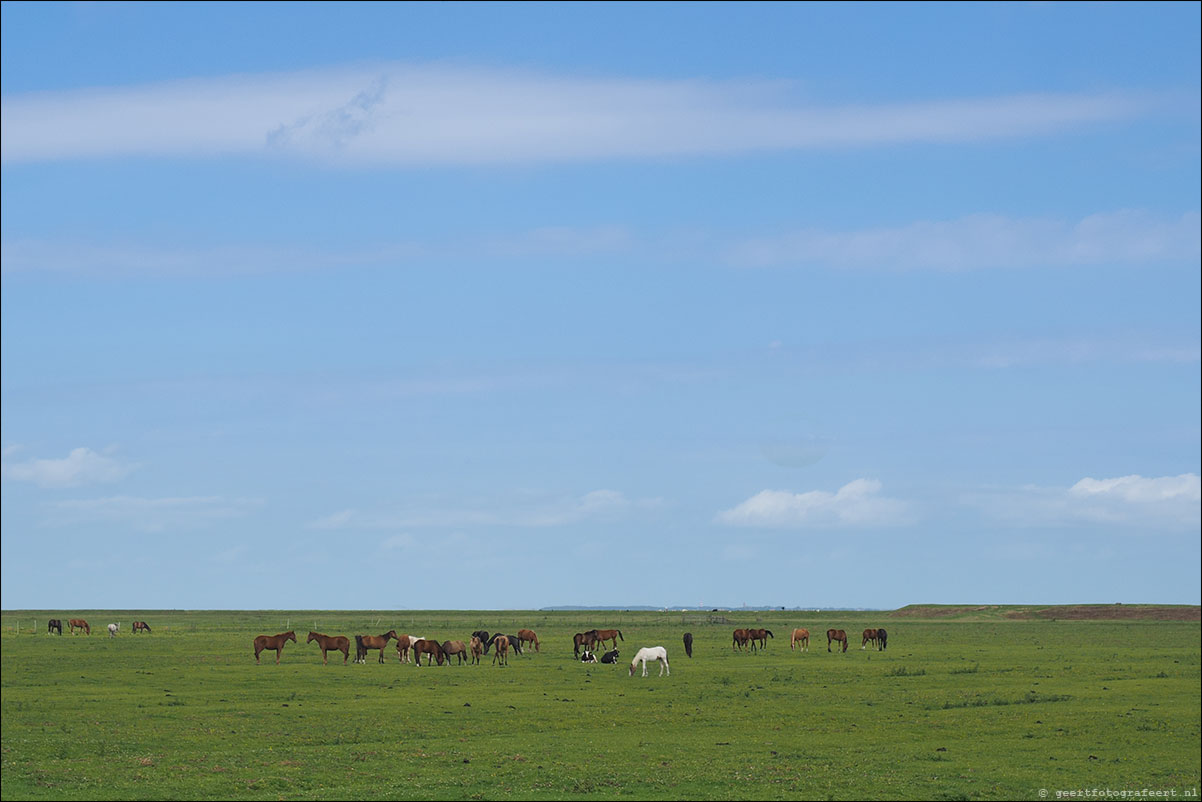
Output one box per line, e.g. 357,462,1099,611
683,632,693,658
69,619,90,636
132,621,151,634
516,628,540,652
629,646,670,677
307,632,350,665
862,628,880,650
876,628,888,651
589,629,623,650
486,633,524,657
750,628,774,651
356,631,399,664
107,622,120,638
395,634,423,664
254,631,297,664
790,628,810,652
827,629,848,653
412,638,445,667
600,649,620,664
469,635,484,665
48,619,63,635
732,629,752,651
491,634,510,666
442,640,469,665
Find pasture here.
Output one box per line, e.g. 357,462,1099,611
1,608,1199,800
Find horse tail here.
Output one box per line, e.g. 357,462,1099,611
618,630,624,641
767,630,774,638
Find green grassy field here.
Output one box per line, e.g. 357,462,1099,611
2,609,1198,800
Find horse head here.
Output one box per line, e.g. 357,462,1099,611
286,631,297,643
307,632,318,643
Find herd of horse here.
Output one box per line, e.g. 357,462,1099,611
45,618,152,637
731,626,887,653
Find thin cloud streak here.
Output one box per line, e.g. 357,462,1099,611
1,63,1160,165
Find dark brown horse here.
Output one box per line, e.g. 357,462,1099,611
132,621,151,634
827,629,848,653
749,628,774,651
308,631,350,665
254,631,297,664
732,628,752,651
682,632,693,658
516,628,540,652
491,634,510,666
68,618,90,636
442,640,469,665
790,628,810,651
589,629,623,650
48,619,63,635
356,631,399,664
861,628,880,650
573,632,597,657
876,628,888,651
412,638,445,667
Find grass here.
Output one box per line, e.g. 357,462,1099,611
1,610,1199,800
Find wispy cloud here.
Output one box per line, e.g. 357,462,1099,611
42,495,264,532
716,479,913,528
1,63,1162,166
309,489,661,530
2,447,133,488
967,473,1201,530
5,211,1195,278
726,211,1202,270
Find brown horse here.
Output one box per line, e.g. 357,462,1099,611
491,634,510,666
132,621,151,634
395,634,421,664
516,628,541,652
254,631,297,664
790,628,810,652
749,628,774,651
861,628,880,650
470,635,484,665
589,629,623,650
356,631,399,664
68,618,90,636
307,631,350,665
573,632,597,657
442,640,469,665
827,629,848,653
412,638,445,667
48,619,63,635
732,629,752,651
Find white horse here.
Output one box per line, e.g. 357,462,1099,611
107,622,119,638
629,646,670,677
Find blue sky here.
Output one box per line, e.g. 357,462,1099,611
2,2,1199,610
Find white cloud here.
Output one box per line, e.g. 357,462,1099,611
43,495,263,532
969,473,1201,529
726,211,1201,270
1,63,1158,166
716,479,912,528
1,447,133,488
308,489,660,530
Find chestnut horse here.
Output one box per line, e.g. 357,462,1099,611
470,635,484,664
254,631,296,664
589,629,623,651
442,640,470,665
355,631,399,664
827,629,848,653
412,638,445,667
491,634,510,666
862,629,880,650
69,619,90,636
395,634,424,664
48,619,63,635
307,631,350,665
732,629,752,651
516,629,540,652
132,621,151,634
790,628,810,651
